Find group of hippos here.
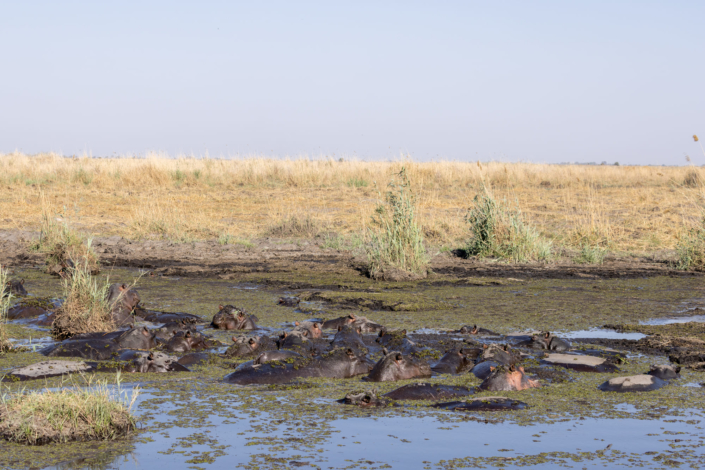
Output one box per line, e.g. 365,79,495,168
2,280,681,410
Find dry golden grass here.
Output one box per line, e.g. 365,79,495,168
1,151,704,254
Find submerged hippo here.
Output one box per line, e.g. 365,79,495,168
457,325,499,336
224,335,275,358
330,325,367,352
211,305,258,330
365,350,432,382
647,364,680,380
480,343,520,366
384,383,474,401
293,321,323,339
338,389,389,407
164,330,217,353
322,314,384,333
42,327,156,361
107,283,141,326
125,351,190,373
479,365,539,392
375,329,419,354
598,375,666,393
115,326,158,350
6,298,56,321
518,332,570,352
3,279,27,297
223,348,371,385
278,297,300,307
432,348,478,375
433,397,529,412
254,350,303,364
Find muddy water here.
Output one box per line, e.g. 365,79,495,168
1,268,705,469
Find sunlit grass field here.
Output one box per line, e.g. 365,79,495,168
1,152,703,256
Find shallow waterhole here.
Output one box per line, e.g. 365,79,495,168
3,267,705,468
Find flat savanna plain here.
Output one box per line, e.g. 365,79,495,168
1,153,704,261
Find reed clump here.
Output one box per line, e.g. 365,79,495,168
675,214,705,271
30,194,100,274
51,260,114,340
465,188,552,262
0,265,11,353
0,374,138,445
366,167,429,280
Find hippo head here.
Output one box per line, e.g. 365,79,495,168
132,351,174,373
479,364,539,391
294,321,323,339
227,336,263,357
117,326,157,350
481,343,518,365
375,329,407,348
458,325,479,334
647,364,681,380
319,348,373,378
4,279,27,297
107,283,140,311
365,350,432,382
277,330,309,349
338,389,387,407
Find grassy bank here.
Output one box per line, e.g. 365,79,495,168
0,152,703,256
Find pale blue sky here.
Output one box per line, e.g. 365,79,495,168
1,1,703,164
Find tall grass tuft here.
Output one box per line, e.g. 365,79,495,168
52,259,114,340
366,167,429,280
0,374,139,445
465,188,552,262
0,265,11,353
31,194,100,273
574,243,608,264
675,214,705,270
266,214,322,238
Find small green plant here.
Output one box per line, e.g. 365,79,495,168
51,259,114,340
172,169,186,183
366,167,429,279
322,233,364,251
193,169,202,179
675,215,705,270
266,215,321,238
0,265,11,353
217,232,254,248
574,244,608,264
0,373,139,445
346,177,369,188
465,188,552,262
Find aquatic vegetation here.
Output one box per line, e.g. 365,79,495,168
0,373,138,445
0,265,11,353
465,187,552,262
366,167,429,280
51,260,114,340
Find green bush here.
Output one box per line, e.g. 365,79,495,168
676,216,705,270
465,189,552,262
366,167,429,279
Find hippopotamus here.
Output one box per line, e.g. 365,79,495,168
518,332,570,352
211,305,258,330
322,314,384,333
471,361,500,380
293,321,323,339
115,326,157,350
330,325,367,352
598,375,666,393
164,330,216,353
383,383,474,401
375,329,419,354
479,344,520,366
278,296,300,307
124,351,190,373
6,298,56,321
224,335,275,358
365,350,432,382
136,309,204,324
223,348,372,385
433,397,529,412
457,325,499,336
647,364,680,380
276,330,310,349
4,279,27,297
254,350,303,364
479,365,539,391
432,348,478,375
107,283,141,326
338,389,389,407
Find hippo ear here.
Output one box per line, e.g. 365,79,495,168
248,338,256,345
509,365,515,372
295,321,300,326
378,330,385,337
357,327,362,334
338,325,342,332
303,330,309,337
401,329,407,336
482,344,488,349
490,366,495,372
20,279,24,285
120,283,128,291
395,353,403,362
350,313,356,319
313,322,320,328
346,348,354,357
382,348,388,356
148,352,154,360
283,332,288,338
231,336,237,343
676,366,682,374
544,332,550,339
